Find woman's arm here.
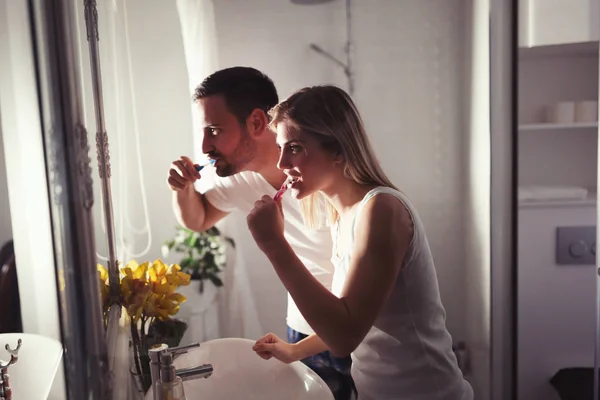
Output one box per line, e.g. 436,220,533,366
253,333,328,363
262,194,413,357
292,334,329,360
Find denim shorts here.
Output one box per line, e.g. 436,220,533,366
287,326,356,400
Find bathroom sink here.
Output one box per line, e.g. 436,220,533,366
144,337,333,400
0,333,63,399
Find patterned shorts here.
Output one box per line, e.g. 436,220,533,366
287,327,356,400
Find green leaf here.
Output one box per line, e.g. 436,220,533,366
179,257,192,268
164,224,233,288
208,275,223,287
185,234,198,248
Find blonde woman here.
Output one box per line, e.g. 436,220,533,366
246,86,473,400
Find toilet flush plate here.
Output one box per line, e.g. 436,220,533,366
556,226,596,265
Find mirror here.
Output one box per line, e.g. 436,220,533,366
0,0,110,399
79,1,514,399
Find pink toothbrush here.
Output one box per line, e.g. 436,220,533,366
274,180,289,201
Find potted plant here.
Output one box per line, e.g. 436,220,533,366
161,226,234,293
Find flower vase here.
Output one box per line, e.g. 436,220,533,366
178,280,219,344
129,337,152,396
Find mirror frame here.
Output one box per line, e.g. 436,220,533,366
29,0,111,398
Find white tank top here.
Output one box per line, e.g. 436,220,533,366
331,187,473,400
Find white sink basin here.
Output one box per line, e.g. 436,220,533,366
144,338,333,400
0,333,63,400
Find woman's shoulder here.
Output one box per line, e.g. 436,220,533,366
356,188,414,233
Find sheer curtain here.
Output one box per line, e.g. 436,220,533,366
73,1,262,398
176,0,264,343
74,1,156,398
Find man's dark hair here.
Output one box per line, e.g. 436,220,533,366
193,67,279,125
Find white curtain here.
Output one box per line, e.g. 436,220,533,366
72,0,261,398
175,0,219,161
176,0,264,343
75,0,155,398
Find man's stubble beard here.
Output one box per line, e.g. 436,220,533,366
215,131,258,177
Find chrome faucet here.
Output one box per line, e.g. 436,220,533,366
148,342,213,400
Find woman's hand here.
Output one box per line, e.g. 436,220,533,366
252,333,298,364
247,195,286,254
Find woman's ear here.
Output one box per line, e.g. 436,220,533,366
332,149,344,164
246,109,268,138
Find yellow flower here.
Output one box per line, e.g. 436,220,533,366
97,259,189,324
98,263,110,282
144,292,187,320
97,264,110,310
120,261,151,322
147,259,191,294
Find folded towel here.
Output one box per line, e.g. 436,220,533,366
518,185,589,202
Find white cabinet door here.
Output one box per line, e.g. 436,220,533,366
520,0,600,47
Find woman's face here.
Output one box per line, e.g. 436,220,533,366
275,121,341,200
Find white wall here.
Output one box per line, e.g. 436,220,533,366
517,204,597,400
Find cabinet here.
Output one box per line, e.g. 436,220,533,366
518,44,598,200
517,19,599,400
519,0,600,47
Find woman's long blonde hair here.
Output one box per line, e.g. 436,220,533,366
269,85,397,228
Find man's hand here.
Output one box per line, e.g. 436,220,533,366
167,156,201,191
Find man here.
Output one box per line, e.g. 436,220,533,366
167,66,354,399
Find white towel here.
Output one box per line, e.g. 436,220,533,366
518,185,589,202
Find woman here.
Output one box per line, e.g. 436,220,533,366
246,86,473,400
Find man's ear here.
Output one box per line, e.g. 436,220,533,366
246,109,268,138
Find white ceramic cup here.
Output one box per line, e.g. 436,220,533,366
547,101,575,124
575,100,598,123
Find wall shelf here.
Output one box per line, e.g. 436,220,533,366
519,122,598,131
519,41,599,60
519,193,597,209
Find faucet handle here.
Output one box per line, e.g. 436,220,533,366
166,342,200,356
148,342,200,366
148,343,169,363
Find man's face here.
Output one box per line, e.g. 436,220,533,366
198,95,258,177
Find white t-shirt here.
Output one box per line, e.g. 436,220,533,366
201,170,334,336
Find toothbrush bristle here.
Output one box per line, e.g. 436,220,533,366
195,160,215,172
